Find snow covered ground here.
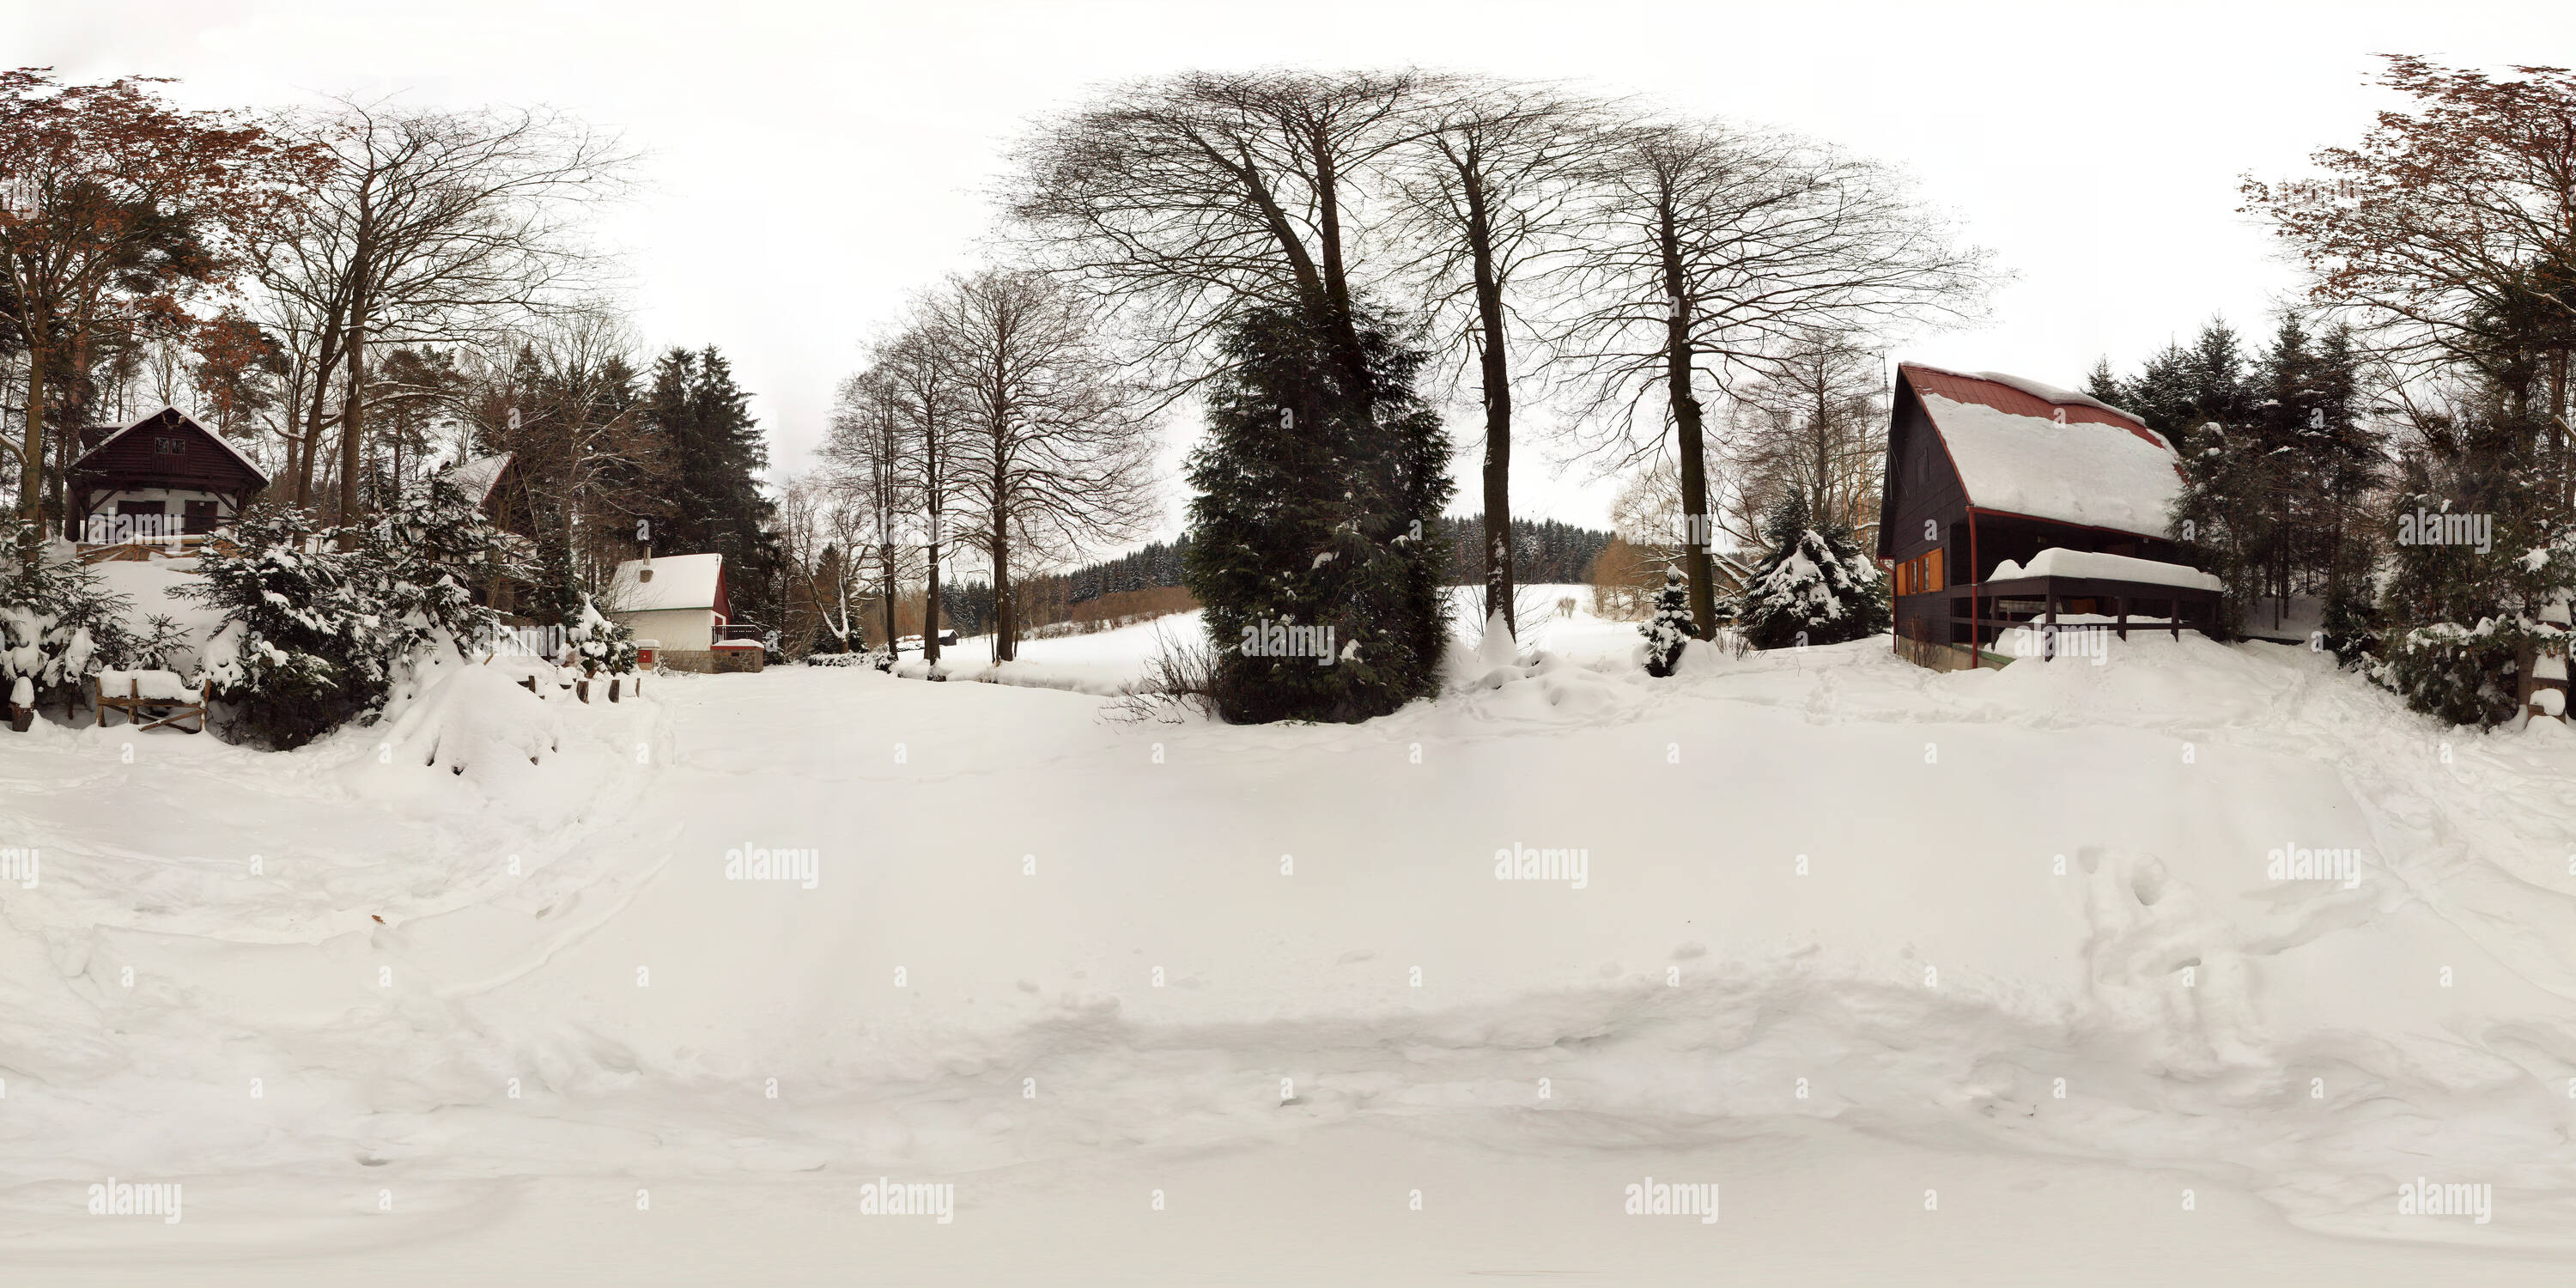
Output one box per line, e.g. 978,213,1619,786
8,590,2576,1284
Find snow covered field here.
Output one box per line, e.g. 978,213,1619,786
9,595,2576,1284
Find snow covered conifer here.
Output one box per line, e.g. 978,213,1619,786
0,523,138,713
1640,566,1692,677
1737,491,1889,650
191,477,518,746
2368,392,2570,726
1183,301,1453,723
186,510,379,747
562,595,641,675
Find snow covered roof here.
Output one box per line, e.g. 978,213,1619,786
1904,363,2144,422
70,405,270,487
1989,548,2224,592
1901,365,2184,539
606,553,724,612
440,453,513,506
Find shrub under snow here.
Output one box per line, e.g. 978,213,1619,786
368,658,566,788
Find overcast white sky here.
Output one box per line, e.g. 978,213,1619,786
12,0,2571,537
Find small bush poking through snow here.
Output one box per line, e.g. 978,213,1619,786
368,659,565,787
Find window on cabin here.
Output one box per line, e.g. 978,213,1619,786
182,499,217,535
154,435,185,455
1892,548,1946,598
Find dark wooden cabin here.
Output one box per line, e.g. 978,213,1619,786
69,407,268,540
1877,364,2223,670
431,452,545,618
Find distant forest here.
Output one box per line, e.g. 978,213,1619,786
1005,516,1615,616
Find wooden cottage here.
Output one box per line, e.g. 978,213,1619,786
605,552,759,671
1877,364,2223,671
431,452,543,618
69,407,267,542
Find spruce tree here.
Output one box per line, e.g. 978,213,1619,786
0,524,138,712
1640,566,1692,676
190,476,513,747
1737,491,1890,650
641,346,784,639
1183,301,1453,723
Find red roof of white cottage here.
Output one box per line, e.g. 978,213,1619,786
1899,364,2186,540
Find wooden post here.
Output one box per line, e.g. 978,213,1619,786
609,677,621,703
1967,513,1980,662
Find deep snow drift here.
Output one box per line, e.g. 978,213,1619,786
6,594,2576,1285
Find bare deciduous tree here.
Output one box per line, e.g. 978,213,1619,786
1558,118,1992,635
1387,76,1620,637
824,365,922,657
1723,330,1887,539
468,306,654,584
776,471,866,653
252,97,629,528
933,268,1157,661
874,313,969,662
1002,69,1425,405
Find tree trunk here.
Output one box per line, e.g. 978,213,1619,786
1466,177,1516,639
924,493,943,665
1660,210,1716,638
989,422,1013,663
881,545,900,657
993,502,1013,664
338,319,365,544
50,330,86,528
17,325,44,522
295,311,345,510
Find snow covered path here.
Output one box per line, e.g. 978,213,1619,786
8,630,2576,1283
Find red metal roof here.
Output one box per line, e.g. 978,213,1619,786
1899,365,2169,451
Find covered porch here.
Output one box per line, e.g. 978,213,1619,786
1893,550,2225,671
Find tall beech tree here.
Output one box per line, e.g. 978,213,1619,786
878,315,966,662
824,364,920,659
1388,78,1615,637
0,69,312,522
252,98,627,524
1560,118,1991,638
1004,69,1421,414
932,269,1156,662
1010,70,1467,705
